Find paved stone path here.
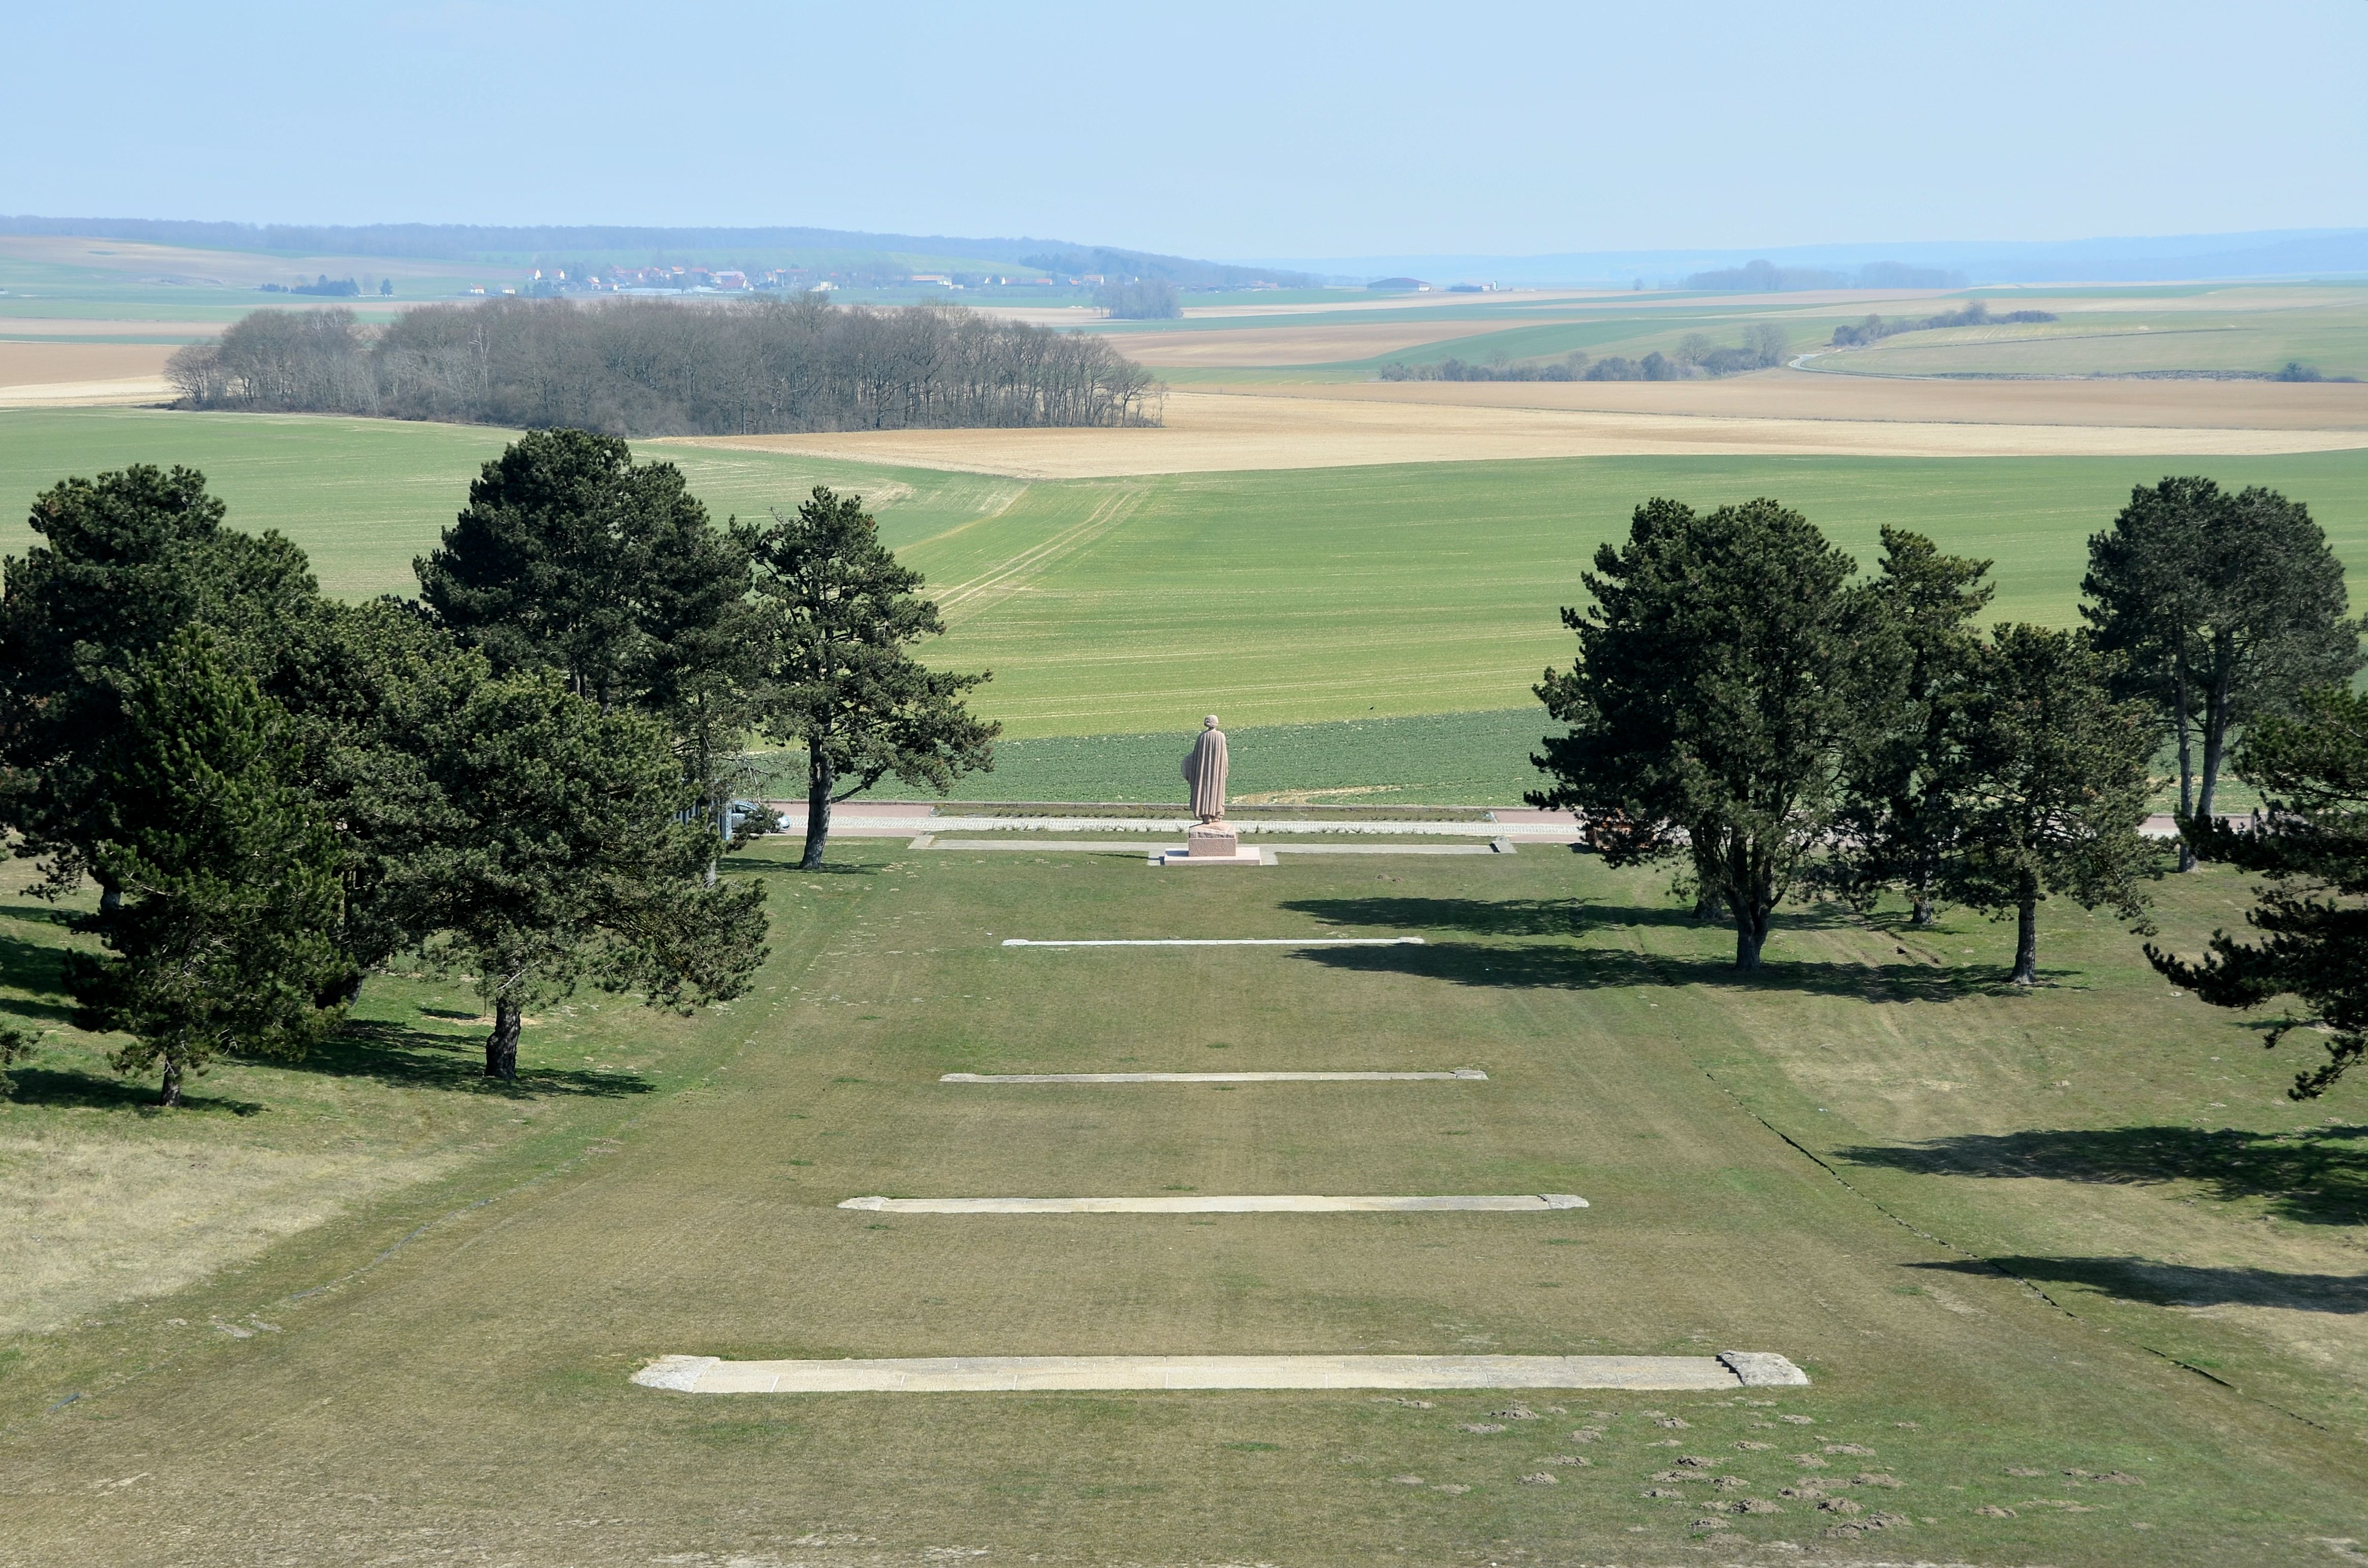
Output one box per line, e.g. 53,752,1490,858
1000,936,1423,948
939,1070,1489,1083
635,1351,1807,1393
837,1193,1588,1213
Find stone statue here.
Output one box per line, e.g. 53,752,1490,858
1181,715,1229,822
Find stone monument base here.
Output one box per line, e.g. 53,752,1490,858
1157,821,1267,867
1188,823,1239,857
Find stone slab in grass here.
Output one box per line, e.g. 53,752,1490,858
999,936,1424,948
837,1193,1587,1213
632,1352,1802,1393
938,1069,1489,1083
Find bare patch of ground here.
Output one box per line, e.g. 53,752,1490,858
663,381,2368,479
1232,371,2368,430
0,1134,462,1335
1100,319,1543,368
0,342,178,407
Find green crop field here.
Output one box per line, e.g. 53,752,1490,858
4,838,2363,1564
8,409,2366,802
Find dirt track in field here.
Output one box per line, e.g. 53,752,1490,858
662,374,2368,478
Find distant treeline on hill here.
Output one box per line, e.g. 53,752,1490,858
166,296,1159,435
1828,299,2056,346
1686,259,1969,292
1381,325,1789,382
1095,278,1181,319
0,215,1315,289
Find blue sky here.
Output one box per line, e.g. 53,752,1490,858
11,1,2365,261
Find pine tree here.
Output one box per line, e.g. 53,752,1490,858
2151,685,2368,1097
388,670,767,1079
61,630,346,1106
1944,625,2159,985
2084,477,2360,870
1832,527,1993,925
749,487,997,870
1531,497,1898,969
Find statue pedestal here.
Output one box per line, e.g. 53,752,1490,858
1157,821,1266,868
1187,823,1240,857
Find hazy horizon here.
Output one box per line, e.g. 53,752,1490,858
12,1,2364,262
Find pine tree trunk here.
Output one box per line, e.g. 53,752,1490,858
801,746,834,871
100,883,122,915
1732,899,1770,970
485,996,521,1080
2173,662,2196,873
159,1055,183,1108
1908,850,1939,926
2196,661,2233,840
2011,875,2039,986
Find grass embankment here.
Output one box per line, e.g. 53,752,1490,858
1,839,2363,1564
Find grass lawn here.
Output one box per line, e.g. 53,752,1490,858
2,837,2363,1564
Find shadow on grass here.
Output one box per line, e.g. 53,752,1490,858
0,927,76,1022
299,1020,657,1098
1281,895,1719,938
4,1067,262,1115
1910,1255,2368,1315
1839,1125,2368,1226
1291,937,2012,1003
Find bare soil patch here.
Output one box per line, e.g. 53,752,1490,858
1099,319,1536,368
663,382,2368,479
1234,371,2368,431
0,341,178,386
0,341,177,406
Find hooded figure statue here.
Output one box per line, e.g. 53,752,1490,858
1181,715,1228,822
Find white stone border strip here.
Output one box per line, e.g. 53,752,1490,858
1717,1351,1813,1387
1000,937,1424,948
838,1193,1586,1213
634,1352,1805,1394
939,1069,1488,1083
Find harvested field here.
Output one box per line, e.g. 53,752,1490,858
0,319,225,339
0,341,177,407
1100,319,1540,368
665,383,2368,479
1237,370,2368,430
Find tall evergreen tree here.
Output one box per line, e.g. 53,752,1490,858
62,630,346,1106
1832,527,1994,924
1944,625,2159,985
414,429,764,853
1,465,316,905
1531,497,1897,969
415,429,746,709
2151,685,2368,1098
749,487,998,870
388,669,768,1079
2084,477,2360,869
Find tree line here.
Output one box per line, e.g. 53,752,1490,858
1380,326,1789,385
1530,478,2364,1095
0,431,994,1104
1685,259,1969,292
1095,279,1181,319
166,295,1160,437
1827,299,2055,346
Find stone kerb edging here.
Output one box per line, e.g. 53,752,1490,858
938,1069,1489,1083
631,1352,1811,1394
836,1193,1588,1213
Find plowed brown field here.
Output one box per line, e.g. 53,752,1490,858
662,376,2368,478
